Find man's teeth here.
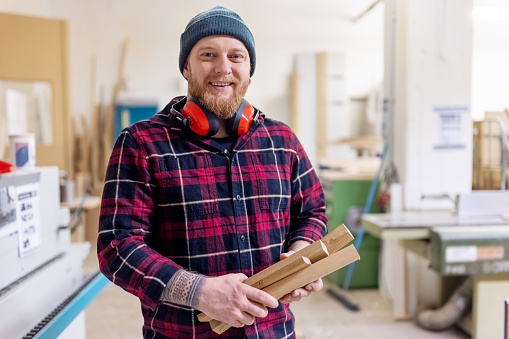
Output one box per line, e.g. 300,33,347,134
211,82,231,86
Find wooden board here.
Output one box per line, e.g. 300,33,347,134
199,224,353,325
320,223,354,254
243,224,354,291
196,256,312,323
262,245,359,299
210,244,360,334
317,52,327,159
0,12,74,178
245,240,328,290
197,243,325,323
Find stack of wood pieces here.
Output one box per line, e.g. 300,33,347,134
197,224,360,334
472,109,509,190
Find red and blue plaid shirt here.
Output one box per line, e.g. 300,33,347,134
98,97,327,338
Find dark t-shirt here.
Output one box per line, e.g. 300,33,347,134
213,135,237,154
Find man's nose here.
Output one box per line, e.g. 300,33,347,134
214,54,232,75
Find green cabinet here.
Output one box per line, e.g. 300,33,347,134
322,176,381,289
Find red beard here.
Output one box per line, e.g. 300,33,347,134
187,73,249,119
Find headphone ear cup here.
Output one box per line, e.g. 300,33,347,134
226,99,255,136
181,99,219,136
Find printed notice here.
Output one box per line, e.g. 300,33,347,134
0,186,17,238
433,106,468,150
16,182,41,257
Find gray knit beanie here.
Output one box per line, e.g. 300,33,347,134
179,6,256,77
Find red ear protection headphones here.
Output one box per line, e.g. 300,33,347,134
180,97,257,137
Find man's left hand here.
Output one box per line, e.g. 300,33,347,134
278,240,324,304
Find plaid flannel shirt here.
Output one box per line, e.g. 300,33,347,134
97,97,328,338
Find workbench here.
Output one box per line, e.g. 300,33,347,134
61,196,101,243
362,211,509,339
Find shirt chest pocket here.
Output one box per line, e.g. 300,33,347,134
158,154,219,220
250,151,291,211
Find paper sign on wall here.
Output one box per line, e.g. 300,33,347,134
433,106,468,150
16,182,41,257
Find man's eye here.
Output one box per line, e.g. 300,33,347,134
201,52,214,58
230,55,244,61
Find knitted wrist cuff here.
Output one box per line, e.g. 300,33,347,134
161,270,205,308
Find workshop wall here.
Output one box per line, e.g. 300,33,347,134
0,0,384,133
471,10,509,120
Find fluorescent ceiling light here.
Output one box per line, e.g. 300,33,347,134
472,7,509,20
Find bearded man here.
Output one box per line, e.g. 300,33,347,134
98,6,327,339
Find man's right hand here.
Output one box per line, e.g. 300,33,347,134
197,273,279,328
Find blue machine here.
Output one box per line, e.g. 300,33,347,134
114,100,159,140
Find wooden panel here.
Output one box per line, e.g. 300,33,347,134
291,70,300,135
472,111,509,190
316,52,327,160
0,12,73,177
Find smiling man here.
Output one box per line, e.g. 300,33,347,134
186,35,250,121
98,6,328,339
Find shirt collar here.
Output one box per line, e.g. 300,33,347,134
150,96,265,136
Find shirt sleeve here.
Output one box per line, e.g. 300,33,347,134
97,129,181,310
160,270,206,308
287,132,328,246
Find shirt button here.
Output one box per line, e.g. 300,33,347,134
240,235,246,241
236,195,241,201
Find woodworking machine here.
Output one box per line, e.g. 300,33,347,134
0,167,105,339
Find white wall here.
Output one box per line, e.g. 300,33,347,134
2,1,509,146
0,0,384,141
388,0,474,210
471,9,509,120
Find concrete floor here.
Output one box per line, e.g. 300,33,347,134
84,246,469,339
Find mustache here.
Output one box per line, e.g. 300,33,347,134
205,76,238,84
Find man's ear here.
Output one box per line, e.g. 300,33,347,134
183,61,189,79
